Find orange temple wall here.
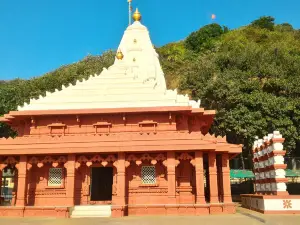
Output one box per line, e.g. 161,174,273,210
0,108,241,217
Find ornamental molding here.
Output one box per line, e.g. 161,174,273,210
176,153,195,167
4,156,18,165
0,164,6,170
76,154,117,168
125,153,167,168
27,155,67,170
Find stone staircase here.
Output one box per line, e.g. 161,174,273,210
69,205,112,218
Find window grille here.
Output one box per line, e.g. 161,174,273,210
48,168,63,187
141,166,156,184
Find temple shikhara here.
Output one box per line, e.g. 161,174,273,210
0,7,242,218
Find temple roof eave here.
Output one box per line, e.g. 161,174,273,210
0,132,242,155
7,106,193,117
0,114,15,123
0,106,215,125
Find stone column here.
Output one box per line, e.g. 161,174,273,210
167,151,176,204
66,154,76,206
117,152,126,206
0,163,3,201
208,152,218,203
112,152,126,217
195,151,205,204
16,155,27,206
270,131,288,195
0,159,3,189
221,153,232,203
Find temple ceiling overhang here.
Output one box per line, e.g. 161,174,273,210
0,132,242,155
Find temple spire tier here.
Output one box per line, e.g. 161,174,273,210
16,9,200,112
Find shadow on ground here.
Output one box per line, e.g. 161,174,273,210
0,206,299,225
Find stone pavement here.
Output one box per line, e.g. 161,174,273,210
0,207,299,225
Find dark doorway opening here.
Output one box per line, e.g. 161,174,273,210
90,167,113,201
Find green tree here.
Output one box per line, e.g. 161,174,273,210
185,23,228,52
1,16,300,165
180,21,300,160
251,16,275,31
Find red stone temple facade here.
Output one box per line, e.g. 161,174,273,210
0,9,242,218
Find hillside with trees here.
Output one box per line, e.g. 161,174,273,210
1,16,300,167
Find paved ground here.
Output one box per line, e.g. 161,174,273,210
0,207,299,225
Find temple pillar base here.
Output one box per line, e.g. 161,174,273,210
126,204,235,216
0,206,69,218
209,204,223,214
111,205,127,217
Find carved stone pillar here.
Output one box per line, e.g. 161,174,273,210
0,163,3,201
195,151,205,204
16,155,27,206
66,154,76,206
221,153,232,203
117,152,126,206
208,152,218,203
111,152,127,217
167,151,176,204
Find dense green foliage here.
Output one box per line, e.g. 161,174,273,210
159,16,300,162
251,16,275,31
1,16,300,166
185,23,228,52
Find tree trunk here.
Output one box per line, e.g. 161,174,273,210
240,153,245,170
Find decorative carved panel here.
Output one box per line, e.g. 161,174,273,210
4,156,18,165
76,154,117,168
176,153,194,167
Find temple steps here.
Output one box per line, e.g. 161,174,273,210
70,205,111,218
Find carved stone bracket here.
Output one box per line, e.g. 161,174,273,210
138,120,158,134
48,123,66,136
125,154,139,168
76,154,117,168
125,153,167,167
176,153,195,167
27,155,67,170
93,122,112,134
0,164,6,171
4,156,18,165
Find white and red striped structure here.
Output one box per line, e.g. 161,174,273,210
252,131,288,196
241,131,300,214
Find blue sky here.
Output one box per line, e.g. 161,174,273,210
0,0,299,80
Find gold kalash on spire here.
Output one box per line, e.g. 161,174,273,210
117,1,142,61
132,8,141,22
127,1,142,24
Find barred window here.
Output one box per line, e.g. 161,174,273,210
48,168,63,187
141,166,156,184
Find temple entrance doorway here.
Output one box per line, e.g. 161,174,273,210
90,167,113,202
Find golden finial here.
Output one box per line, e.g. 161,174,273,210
133,8,142,22
116,50,124,60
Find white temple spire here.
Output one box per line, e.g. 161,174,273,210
17,8,200,111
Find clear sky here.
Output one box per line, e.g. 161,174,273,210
0,0,299,80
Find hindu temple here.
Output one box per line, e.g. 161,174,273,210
0,7,242,218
